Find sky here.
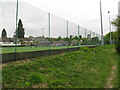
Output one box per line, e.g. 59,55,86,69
0,0,119,38
23,0,119,33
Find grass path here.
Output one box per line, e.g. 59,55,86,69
105,49,117,88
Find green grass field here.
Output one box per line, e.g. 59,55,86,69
1,45,95,54
2,45,118,88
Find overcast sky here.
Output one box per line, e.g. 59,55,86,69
0,0,119,37
23,0,119,33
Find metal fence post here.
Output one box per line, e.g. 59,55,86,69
90,31,92,38
67,21,68,49
85,28,86,38
48,13,51,54
14,0,19,60
78,25,80,49
90,30,92,45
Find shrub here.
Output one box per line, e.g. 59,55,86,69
117,17,120,54
28,73,44,85
80,47,89,52
112,16,120,54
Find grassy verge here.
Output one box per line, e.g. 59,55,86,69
111,51,119,88
2,45,118,88
104,47,119,88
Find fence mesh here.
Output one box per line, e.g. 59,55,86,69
0,0,101,56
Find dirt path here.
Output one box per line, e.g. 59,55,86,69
105,66,116,88
105,50,117,88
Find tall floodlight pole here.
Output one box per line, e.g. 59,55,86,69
78,25,80,49
85,28,86,38
108,11,112,45
93,32,95,37
112,25,115,44
48,13,50,51
100,0,104,45
67,21,69,49
90,31,92,45
14,0,19,60
41,28,44,37
90,31,92,38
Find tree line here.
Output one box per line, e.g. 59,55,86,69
112,16,120,54
2,17,119,49
1,19,101,45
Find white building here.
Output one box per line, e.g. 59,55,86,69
0,38,21,46
0,42,21,46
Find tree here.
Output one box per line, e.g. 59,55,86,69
57,36,62,41
73,36,78,40
29,36,33,39
81,38,89,45
91,37,100,45
79,35,82,40
71,39,79,46
15,19,25,38
1,28,7,38
112,16,120,54
104,31,117,45
69,35,73,39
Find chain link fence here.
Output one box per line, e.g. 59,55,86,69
0,0,101,57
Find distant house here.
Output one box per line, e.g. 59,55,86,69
52,40,68,46
20,38,34,42
19,38,34,46
87,34,91,39
33,37,50,46
0,38,13,42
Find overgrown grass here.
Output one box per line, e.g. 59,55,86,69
111,51,119,88
2,45,118,88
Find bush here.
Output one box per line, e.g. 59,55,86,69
116,18,120,54
80,47,89,52
28,73,44,85
115,16,120,54
116,40,120,54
